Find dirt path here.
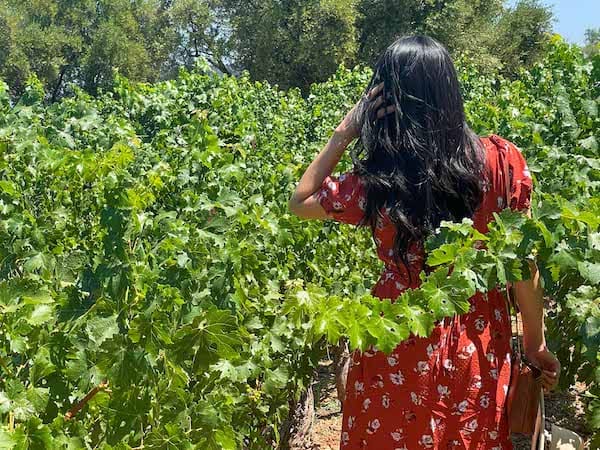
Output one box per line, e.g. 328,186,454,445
311,359,592,450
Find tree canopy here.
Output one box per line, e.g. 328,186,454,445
0,0,558,100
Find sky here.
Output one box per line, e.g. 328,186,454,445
508,0,599,45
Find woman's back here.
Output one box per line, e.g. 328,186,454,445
315,134,532,449
317,134,532,295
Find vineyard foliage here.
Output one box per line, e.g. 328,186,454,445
0,36,598,448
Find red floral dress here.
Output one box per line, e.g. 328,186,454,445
316,135,533,449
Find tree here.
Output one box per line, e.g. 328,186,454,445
492,0,554,75
0,0,202,100
356,0,552,75
169,0,233,76
0,0,97,100
583,28,600,58
222,0,359,94
0,0,556,100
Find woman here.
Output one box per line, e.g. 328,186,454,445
288,35,560,449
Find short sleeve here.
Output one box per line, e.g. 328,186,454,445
506,142,533,211
316,171,367,226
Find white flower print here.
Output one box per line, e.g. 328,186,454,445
437,384,450,399
488,430,499,440
385,271,396,281
387,356,398,367
354,381,364,395
382,394,390,408
486,352,496,363
490,368,498,380
414,360,430,375
426,343,438,357
480,393,490,408
458,342,476,359
395,281,407,291
361,398,371,411
443,359,455,371
366,418,381,434
494,308,503,321
497,195,505,209
327,181,337,191
463,419,478,434
371,374,384,388
471,375,482,389
390,428,404,441
339,173,347,182
333,200,343,210
341,431,349,445
452,399,469,415
390,370,405,385
406,252,420,264
358,196,366,211
483,178,491,192
388,248,394,256
410,391,423,405
430,417,441,433
418,434,434,448
474,316,486,331
344,194,352,201
348,416,355,429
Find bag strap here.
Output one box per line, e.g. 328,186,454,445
497,136,545,449
499,140,523,359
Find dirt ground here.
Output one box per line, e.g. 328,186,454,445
311,359,592,450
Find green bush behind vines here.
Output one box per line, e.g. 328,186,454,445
0,35,598,448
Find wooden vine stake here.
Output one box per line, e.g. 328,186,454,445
64,380,109,421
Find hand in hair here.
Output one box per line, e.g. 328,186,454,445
335,82,396,139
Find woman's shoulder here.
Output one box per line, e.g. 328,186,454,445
479,134,504,152
479,134,524,156
477,134,529,170
476,134,533,210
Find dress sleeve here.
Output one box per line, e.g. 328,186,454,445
316,171,367,226
506,141,533,211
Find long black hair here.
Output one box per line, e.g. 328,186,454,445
349,35,486,275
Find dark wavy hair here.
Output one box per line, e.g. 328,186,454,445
348,35,486,276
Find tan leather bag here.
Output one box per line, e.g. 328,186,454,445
499,141,544,437
504,285,543,435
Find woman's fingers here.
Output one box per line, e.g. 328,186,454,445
367,82,384,100
365,83,396,119
376,105,396,119
540,369,559,392
372,95,385,109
